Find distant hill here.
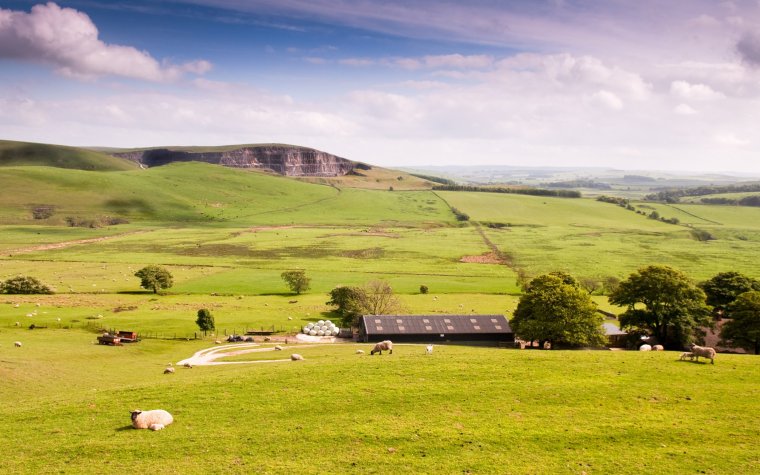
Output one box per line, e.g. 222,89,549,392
0,140,137,171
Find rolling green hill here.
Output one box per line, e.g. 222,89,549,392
0,140,137,171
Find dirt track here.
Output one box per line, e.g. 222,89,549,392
9,230,153,254
177,342,319,366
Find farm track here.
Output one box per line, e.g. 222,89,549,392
7,229,157,255
177,342,324,366
662,203,723,225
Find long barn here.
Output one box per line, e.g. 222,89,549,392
359,314,514,343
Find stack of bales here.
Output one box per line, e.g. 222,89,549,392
302,320,339,337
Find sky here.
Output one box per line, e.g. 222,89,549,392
1,0,760,172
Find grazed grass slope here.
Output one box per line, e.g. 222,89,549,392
0,330,757,474
439,191,760,281
0,140,137,171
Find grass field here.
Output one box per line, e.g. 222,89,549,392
2,157,760,474
0,329,758,474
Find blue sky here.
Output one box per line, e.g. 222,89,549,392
2,0,760,172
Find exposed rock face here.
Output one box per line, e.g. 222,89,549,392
112,145,356,177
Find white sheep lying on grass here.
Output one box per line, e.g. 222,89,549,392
425,344,433,355
290,354,304,361
371,340,393,355
690,344,716,364
164,367,175,374
131,409,174,430
14,341,22,347
355,349,365,355
639,344,652,351
652,345,664,351
274,345,283,351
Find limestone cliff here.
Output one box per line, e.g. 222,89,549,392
112,145,357,177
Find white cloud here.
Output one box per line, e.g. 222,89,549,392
590,90,624,110
670,80,725,100
0,2,211,82
714,133,750,146
674,103,698,115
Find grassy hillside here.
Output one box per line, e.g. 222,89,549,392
0,140,137,171
0,162,452,226
0,328,757,474
438,191,760,281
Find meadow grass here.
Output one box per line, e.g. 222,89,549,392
0,330,757,474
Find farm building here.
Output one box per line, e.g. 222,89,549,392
358,314,513,343
603,323,627,348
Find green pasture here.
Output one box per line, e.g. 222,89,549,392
437,192,760,281
1,330,758,474
0,140,137,171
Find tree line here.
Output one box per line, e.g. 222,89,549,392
645,183,760,203
432,185,581,198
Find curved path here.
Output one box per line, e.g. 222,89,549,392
177,342,321,366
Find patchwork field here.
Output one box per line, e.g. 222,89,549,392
1,157,760,473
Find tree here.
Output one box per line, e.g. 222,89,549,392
609,265,711,349
196,308,215,335
0,275,53,294
281,270,311,294
356,280,402,316
327,286,366,327
579,277,601,295
700,271,760,316
720,291,760,354
134,265,173,294
511,273,605,349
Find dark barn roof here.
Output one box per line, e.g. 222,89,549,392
359,314,513,342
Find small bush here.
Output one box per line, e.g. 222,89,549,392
419,285,429,294
31,205,55,219
1,275,53,294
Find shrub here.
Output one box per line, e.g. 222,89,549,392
1,275,53,294
419,285,429,294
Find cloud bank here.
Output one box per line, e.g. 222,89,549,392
0,2,211,81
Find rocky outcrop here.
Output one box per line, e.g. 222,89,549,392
112,145,356,177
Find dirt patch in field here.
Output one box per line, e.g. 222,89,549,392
459,252,503,264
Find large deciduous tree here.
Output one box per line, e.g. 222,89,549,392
281,270,311,295
511,273,605,349
699,271,760,316
609,265,711,349
720,291,760,355
326,286,366,327
134,265,173,294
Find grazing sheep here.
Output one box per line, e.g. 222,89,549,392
680,352,695,361
263,336,271,342
639,344,652,351
14,341,22,347
652,345,664,351
183,362,193,369
163,367,175,374
290,353,304,361
370,340,393,355
425,344,434,355
355,349,365,354
131,409,174,430
690,344,716,364
274,345,283,351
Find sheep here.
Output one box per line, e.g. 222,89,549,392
183,362,193,369
425,344,434,355
652,345,664,351
290,354,304,361
14,341,22,347
263,336,271,342
163,367,175,374
370,340,393,355
679,352,695,361
131,409,174,430
639,344,652,351
690,344,716,364
214,340,221,344
14,322,20,327
355,349,365,355
274,345,283,351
